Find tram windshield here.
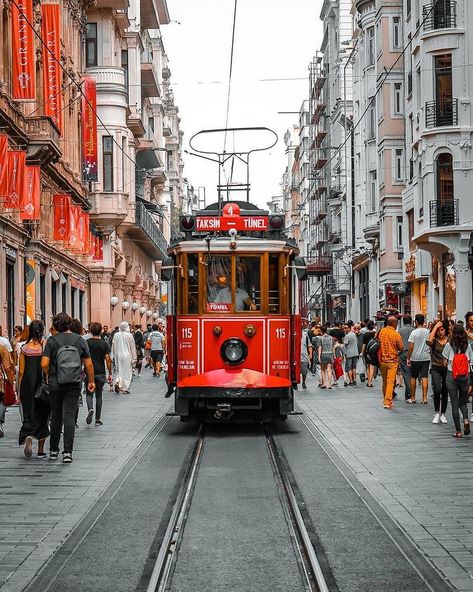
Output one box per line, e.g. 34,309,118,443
206,255,260,312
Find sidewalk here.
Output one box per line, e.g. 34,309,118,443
297,375,473,592
0,371,169,592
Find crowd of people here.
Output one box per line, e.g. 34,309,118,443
301,312,473,438
0,315,167,463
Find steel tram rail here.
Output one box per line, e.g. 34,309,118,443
263,423,331,592
146,425,206,592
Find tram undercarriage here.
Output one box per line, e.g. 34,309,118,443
174,387,294,422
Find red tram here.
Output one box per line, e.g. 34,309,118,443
162,201,307,421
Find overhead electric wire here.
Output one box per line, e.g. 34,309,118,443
223,0,238,156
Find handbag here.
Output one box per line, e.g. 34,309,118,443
145,339,152,350
1,365,16,406
34,379,50,403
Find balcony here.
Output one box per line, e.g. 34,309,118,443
141,54,160,99
425,98,458,128
89,192,129,233
25,115,61,166
95,0,128,9
128,201,168,259
113,9,130,31
306,255,332,276
314,131,327,147
141,0,169,29
312,75,326,99
315,158,327,170
423,1,456,31
363,212,380,243
311,101,326,125
86,67,127,109
429,199,458,227
127,105,145,138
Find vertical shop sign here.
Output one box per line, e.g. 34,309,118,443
12,0,35,100
4,150,26,209
41,3,62,132
82,76,98,181
20,165,40,219
53,194,71,242
25,259,36,324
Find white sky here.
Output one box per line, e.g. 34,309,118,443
162,0,323,209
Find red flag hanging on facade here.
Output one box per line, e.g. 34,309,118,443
78,210,89,253
93,234,103,261
41,3,62,132
81,76,98,181
0,135,10,198
68,204,80,250
20,165,40,219
3,150,26,209
53,194,71,242
12,0,35,100
89,230,96,257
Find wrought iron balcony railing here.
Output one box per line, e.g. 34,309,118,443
429,199,458,227
425,98,458,128
423,1,457,31
135,201,168,257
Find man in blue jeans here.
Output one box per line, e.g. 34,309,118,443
42,313,95,463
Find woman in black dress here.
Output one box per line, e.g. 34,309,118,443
18,320,49,459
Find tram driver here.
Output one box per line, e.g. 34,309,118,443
212,273,257,311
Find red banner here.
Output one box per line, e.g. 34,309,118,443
0,135,9,197
12,0,35,100
68,204,81,250
82,76,98,181
41,3,62,132
93,234,103,261
89,231,96,257
20,165,40,219
4,150,26,209
53,194,71,242
78,209,89,253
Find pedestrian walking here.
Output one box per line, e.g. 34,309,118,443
318,326,335,389
0,325,13,354
0,343,14,438
309,323,321,384
41,313,95,463
443,324,473,438
18,321,50,459
300,320,313,389
111,321,137,393
407,314,431,404
426,320,449,425
343,324,359,386
378,316,403,409
143,323,153,369
133,325,144,376
361,320,377,387
86,322,112,426
148,323,166,377
398,315,414,401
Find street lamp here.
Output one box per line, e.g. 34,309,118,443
146,310,152,318
122,301,130,312
131,302,139,312
110,295,119,308
139,306,147,316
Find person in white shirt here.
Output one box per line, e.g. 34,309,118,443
407,314,431,404
0,326,13,354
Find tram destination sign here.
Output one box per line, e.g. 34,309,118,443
195,215,269,231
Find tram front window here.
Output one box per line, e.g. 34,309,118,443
206,256,259,312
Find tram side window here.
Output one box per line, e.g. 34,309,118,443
187,254,199,314
236,257,259,311
268,255,280,313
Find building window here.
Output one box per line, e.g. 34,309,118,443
418,161,424,217
393,83,403,115
6,259,15,338
368,100,376,139
86,23,98,68
103,136,113,192
71,286,77,318
394,149,404,182
61,280,67,313
392,17,401,50
436,153,453,202
40,273,46,323
407,209,415,251
121,137,126,191
51,279,57,316
121,49,129,96
369,170,377,212
379,150,384,186
367,27,375,66
407,0,411,18
358,267,370,321
395,216,403,250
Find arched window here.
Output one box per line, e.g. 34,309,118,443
436,153,453,202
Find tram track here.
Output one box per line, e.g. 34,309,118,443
145,423,334,592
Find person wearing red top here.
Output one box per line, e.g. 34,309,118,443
378,316,404,409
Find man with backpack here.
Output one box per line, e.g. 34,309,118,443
41,313,94,463
378,316,404,409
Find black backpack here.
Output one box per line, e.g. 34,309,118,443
365,337,380,367
52,335,83,385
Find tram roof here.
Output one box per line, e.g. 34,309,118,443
168,237,299,255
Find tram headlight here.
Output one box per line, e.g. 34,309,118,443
220,338,248,366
